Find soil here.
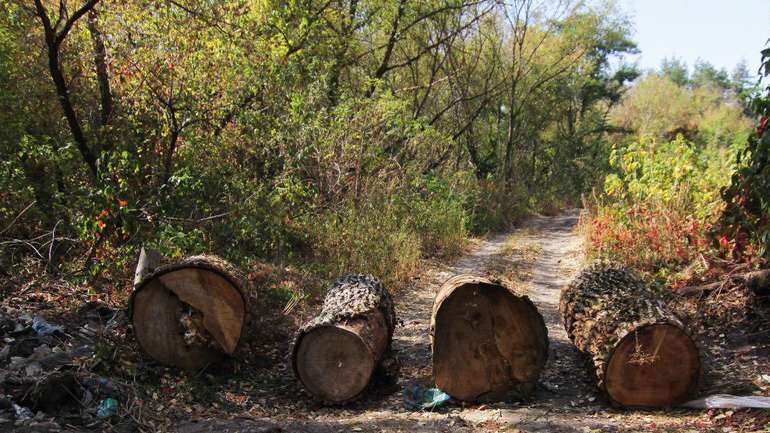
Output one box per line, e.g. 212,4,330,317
1,211,769,433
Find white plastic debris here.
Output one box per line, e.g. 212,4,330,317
31,316,63,337
12,404,33,421
682,394,770,409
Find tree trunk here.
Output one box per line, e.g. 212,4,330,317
87,9,113,131
130,255,248,370
292,274,396,404
559,261,701,408
431,275,548,402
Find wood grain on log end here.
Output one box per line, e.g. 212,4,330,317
130,255,247,370
292,274,395,404
431,275,548,402
295,325,376,402
560,260,701,408
605,323,700,407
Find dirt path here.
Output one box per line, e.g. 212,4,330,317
178,211,712,433
372,210,706,433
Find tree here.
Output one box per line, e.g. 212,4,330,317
691,59,730,90
660,56,689,87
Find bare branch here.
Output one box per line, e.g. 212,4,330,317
55,0,100,48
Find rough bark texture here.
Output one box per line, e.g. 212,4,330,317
292,274,396,404
130,255,248,370
431,275,548,402
559,261,701,408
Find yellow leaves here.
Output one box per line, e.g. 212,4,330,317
604,173,623,197
249,0,273,18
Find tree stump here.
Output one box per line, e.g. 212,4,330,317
559,261,701,407
130,255,248,370
431,275,548,402
292,274,396,404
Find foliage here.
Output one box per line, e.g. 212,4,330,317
0,0,638,292
604,135,737,219
719,46,770,263
586,59,756,282
587,203,711,280
590,134,738,280
610,73,751,142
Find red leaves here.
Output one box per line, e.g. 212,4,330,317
95,208,110,231
586,203,713,278
757,115,769,136
717,234,730,251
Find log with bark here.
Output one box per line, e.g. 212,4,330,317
431,275,548,402
291,274,396,404
560,261,701,407
129,254,248,370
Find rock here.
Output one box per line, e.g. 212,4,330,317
0,315,15,336
8,337,48,358
24,363,42,377
77,302,116,323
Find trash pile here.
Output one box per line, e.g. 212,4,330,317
0,304,124,430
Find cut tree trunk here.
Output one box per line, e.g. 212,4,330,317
560,261,701,408
292,274,396,404
130,255,248,370
431,275,548,402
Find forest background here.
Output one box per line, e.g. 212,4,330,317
1,0,768,301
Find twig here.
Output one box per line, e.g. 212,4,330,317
0,201,36,235
48,220,61,272
1,239,44,258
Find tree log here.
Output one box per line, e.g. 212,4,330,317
677,269,770,296
431,275,548,402
560,261,701,407
292,274,396,404
129,255,248,370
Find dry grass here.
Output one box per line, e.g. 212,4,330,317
486,228,543,284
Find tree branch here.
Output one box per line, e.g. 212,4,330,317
33,0,100,180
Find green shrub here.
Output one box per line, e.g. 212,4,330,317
406,174,470,257
587,134,745,282
309,201,422,288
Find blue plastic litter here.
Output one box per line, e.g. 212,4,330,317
31,316,64,337
96,398,119,418
82,377,118,398
403,384,451,410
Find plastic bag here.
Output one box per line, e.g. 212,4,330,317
403,384,451,410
